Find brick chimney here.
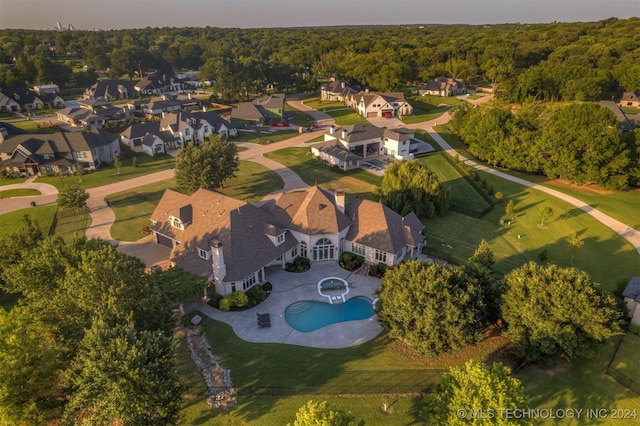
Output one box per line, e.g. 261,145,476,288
335,189,345,213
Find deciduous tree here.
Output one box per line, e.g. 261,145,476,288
289,400,361,426
175,135,239,194
58,185,89,213
502,262,622,364
537,206,554,228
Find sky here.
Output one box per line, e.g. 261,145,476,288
0,0,638,30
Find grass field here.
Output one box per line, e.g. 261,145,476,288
233,129,299,144
0,188,41,198
284,104,317,127
36,154,175,190
217,160,284,202
53,209,91,242
609,332,640,384
0,205,57,237
299,97,367,126
9,119,56,133
0,178,26,187
176,316,511,425
416,153,490,214
264,147,381,200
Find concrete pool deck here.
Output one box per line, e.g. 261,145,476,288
183,263,384,349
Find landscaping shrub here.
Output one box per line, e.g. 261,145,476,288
207,292,223,308
339,252,364,271
285,256,311,272
247,285,267,305
219,291,249,311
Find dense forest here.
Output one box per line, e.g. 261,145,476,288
0,17,639,102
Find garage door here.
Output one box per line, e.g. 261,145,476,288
156,233,174,248
367,112,378,118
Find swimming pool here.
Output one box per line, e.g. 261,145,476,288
367,159,385,169
284,296,375,333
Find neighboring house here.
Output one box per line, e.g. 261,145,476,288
351,91,413,118
0,128,119,176
622,277,640,327
134,75,185,96
32,84,60,95
142,93,200,117
121,110,235,153
620,91,640,109
599,101,635,132
84,80,135,101
0,121,28,141
418,77,467,97
150,186,425,296
230,93,286,128
0,93,21,113
175,71,204,88
320,80,361,102
56,99,127,129
0,87,45,111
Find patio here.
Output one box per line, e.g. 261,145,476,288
183,262,384,349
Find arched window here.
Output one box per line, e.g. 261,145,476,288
313,238,335,261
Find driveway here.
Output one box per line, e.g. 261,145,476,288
0,178,59,215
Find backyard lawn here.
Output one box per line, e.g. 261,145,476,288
233,129,299,144
264,147,382,200
36,153,175,191
0,188,41,198
7,119,55,133
217,160,284,202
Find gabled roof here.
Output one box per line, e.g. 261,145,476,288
328,124,384,143
0,128,117,158
0,87,41,106
345,198,424,254
86,80,134,99
312,140,362,162
232,102,266,121
384,127,414,141
151,189,295,281
262,186,351,235
121,121,161,140
321,80,362,96
621,91,640,102
191,111,232,132
253,93,285,109
0,121,28,137
622,277,640,302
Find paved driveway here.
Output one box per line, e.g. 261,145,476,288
0,179,59,215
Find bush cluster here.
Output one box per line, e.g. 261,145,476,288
339,252,364,271
285,256,311,273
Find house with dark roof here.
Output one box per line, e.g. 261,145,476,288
0,128,119,176
0,87,64,112
134,75,186,96
142,93,200,117
419,77,467,97
56,99,127,129
598,101,635,132
620,91,640,109
230,94,285,128
622,277,640,327
121,110,235,154
151,186,425,296
84,80,135,101
320,80,361,102
351,91,413,118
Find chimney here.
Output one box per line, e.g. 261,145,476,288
210,239,227,287
335,189,345,214
203,105,207,112
329,125,335,135
341,81,345,89
341,129,347,139
162,112,166,119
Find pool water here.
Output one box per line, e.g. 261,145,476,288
318,277,348,297
284,296,375,333
367,159,385,168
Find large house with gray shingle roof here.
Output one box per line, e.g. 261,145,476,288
0,128,119,176
151,186,425,296
230,94,285,128
84,80,135,101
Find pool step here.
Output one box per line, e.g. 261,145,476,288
286,301,312,314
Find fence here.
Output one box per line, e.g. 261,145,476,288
439,152,495,219
605,333,640,395
221,370,446,397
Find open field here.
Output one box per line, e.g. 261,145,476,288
416,153,490,215
264,147,381,200
0,205,57,237
435,126,640,230
36,154,175,190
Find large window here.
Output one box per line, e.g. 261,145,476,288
352,242,366,256
277,233,285,245
242,274,257,290
300,242,307,258
375,249,387,263
291,246,298,258
313,238,335,261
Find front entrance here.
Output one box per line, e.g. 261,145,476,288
312,238,335,261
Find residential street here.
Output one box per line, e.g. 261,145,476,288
2,93,639,259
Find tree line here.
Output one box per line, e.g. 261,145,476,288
0,17,638,101
449,101,640,190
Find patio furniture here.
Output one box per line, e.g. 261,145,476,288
257,312,271,328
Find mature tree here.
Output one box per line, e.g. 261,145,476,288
289,400,361,426
0,215,43,291
422,361,531,426
374,161,450,219
465,240,502,322
376,260,487,357
566,232,584,264
58,185,89,213
63,321,182,425
502,262,622,364
113,155,122,175
536,206,554,228
505,199,515,219
149,266,207,304
175,135,239,194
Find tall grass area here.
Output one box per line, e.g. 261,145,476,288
422,168,639,292
264,147,381,201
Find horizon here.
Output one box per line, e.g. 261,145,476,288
0,0,638,31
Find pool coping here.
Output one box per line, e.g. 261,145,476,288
183,263,384,349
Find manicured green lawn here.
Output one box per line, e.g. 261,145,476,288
422,168,640,292
218,161,284,202
609,332,640,383
8,119,55,133
621,107,640,114
0,177,26,186
416,153,490,214
264,147,382,200
517,335,640,426
53,209,91,242
300,98,345,111
233,129,299,144
36,154,175,190
435,126,640,230
284,104,317,127
107,179,177,241
177,316,510,425
304,135,325,144
0,188,41,198
0,205,57,237
297,97,367,126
